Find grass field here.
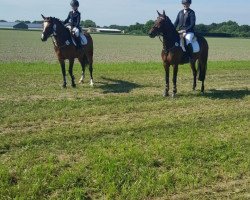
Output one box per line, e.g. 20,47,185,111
0,30,250,199
1,29,250,63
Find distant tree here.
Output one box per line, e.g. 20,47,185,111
81,19,96,28
32,21,43,24
128,22,144,33
109,24,128,31
195,24,209,33
14,20,31,24
0,20,7,22
143,20,154,33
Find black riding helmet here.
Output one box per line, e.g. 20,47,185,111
70,0,79,7
182,0,192,4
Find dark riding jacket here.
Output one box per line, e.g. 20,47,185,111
64,10,81,28
174,8,196,33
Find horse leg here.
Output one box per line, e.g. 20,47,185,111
201,80,205,95
163,63,170,97
190,61,197,91
89,62,94,86
69,59,76,88
172,64,179,97
78,58,86,84
59,59,67,88
86,53,94,86
198,59,207,95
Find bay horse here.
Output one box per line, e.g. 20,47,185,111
149,11,208,97
41,15,94,88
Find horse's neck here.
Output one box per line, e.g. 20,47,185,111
54,23,71,45
162,23,180,49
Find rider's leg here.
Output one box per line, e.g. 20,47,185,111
185,32,194,60
72,27,82,49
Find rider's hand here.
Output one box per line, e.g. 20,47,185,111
178,30,186,34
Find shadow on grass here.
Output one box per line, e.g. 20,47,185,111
98,77,142,94
204,89,249,99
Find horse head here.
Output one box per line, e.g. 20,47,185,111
41,15,56,41
41,15,66,42
148,10,168,38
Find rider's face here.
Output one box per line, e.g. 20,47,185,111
72,6,78,11
182,3,190,10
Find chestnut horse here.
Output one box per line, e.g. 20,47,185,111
149,11,208,97
41,15,94,88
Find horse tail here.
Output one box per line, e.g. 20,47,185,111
84,32,93,66
197,36,208,81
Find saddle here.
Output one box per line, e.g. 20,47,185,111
71,32,88,47
178,33,200,64
179,34,200,53
65,24,88,47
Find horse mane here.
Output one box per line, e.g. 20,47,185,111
165,16,180,41
49,17,65,26
165,16,179,39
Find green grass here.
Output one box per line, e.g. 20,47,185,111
0,60,249,199
1,29,250,63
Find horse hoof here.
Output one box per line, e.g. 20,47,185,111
62,84,67,88
90,80,94,86
163,92,169,97
72,84,76,88
172,93,177,98
79,79,84,84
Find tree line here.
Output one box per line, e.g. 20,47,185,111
1,19,249,37
83,19,250,37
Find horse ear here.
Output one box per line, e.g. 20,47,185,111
163,10,166,17
41,14,46,19
157,10,161,16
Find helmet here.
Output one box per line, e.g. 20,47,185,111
70,0,79,7
182,0,192,4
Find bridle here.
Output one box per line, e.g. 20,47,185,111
152,18,180,53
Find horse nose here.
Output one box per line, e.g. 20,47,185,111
41,33,46,41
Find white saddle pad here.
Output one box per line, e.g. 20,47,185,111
80,33,88,45
71,33,88,47
180,37,200,53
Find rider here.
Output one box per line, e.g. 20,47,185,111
64,0,82,49
174,0,196,60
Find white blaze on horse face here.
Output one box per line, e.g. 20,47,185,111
43,22,49,32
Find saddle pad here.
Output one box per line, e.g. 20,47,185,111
180,37,200,53
80,33,88,45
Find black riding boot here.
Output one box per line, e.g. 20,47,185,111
75,36,82,49
186,43,194,61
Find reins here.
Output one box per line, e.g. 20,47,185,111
158,34,179,54
51,35,69,49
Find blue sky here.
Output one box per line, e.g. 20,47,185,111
0,0,249,26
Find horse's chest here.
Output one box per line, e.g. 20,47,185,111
162,50,182,65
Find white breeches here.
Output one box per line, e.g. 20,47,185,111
183,32,194,45
66,25,80,37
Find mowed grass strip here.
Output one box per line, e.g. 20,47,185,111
0,61,249,199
